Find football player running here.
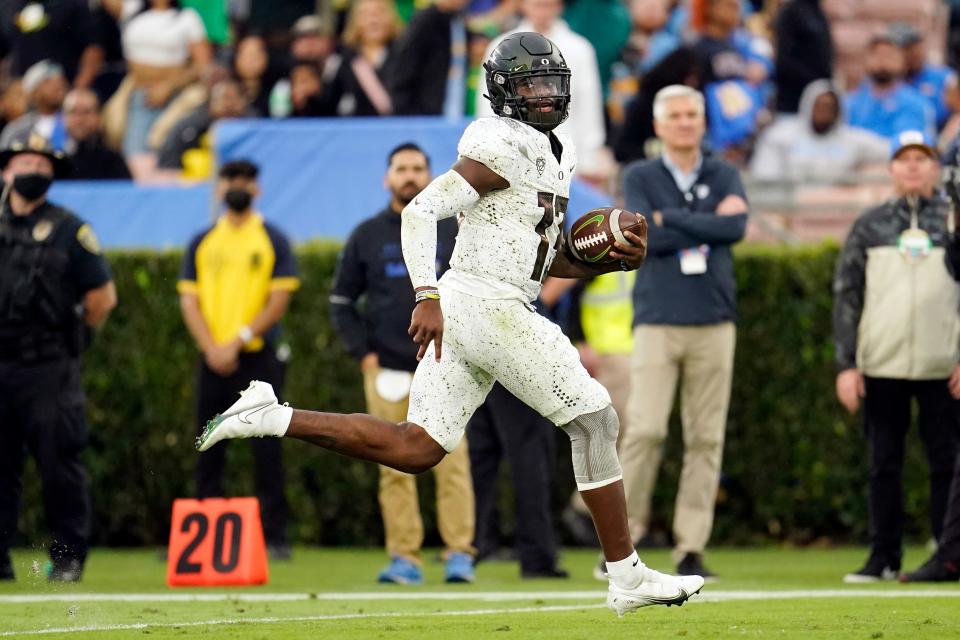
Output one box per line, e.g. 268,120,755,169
197,32,704,614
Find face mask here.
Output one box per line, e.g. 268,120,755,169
12,173,52,200
224,188,252,212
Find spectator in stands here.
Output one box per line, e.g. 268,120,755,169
0,0,103,88
289,14,336,67
0,80,27,134
833,130,960,583
845,34,934,142
476,0,608,178
750,80,888,183
288,62,335,117
61,89,131,181
388,0,470,116
619,85,748,580
101,0,212,168
772,0,833,114
614,46,702,163
891,22,958,130
178,159,298,561
157,79,249,172
233,35,281,117
324,0,403,116
329,142,475,585
688,0,770,156
0,61,67,151
689,0,757,87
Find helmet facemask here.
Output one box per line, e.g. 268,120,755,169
487,67,572,132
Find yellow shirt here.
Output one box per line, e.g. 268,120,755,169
177,213,299,351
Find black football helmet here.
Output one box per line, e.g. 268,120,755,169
483,32,571,132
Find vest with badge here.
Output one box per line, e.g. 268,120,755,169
0,204,82,360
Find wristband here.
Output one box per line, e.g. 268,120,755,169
415,288,440,305
238,325,254,344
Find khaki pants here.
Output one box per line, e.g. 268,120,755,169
363,367,475,563
620,323,735,563
570,352,632,515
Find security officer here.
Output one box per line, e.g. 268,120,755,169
0,132,116,582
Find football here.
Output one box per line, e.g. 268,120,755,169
567,207,647,264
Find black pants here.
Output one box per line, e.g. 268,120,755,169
0,357,91,564
194,349,288,547
467,383,558,573
863,376,960,562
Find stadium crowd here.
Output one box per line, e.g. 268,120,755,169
0,0,955,190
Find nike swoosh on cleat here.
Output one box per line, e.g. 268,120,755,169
238,402,272,424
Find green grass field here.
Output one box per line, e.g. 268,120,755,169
1,547,959,639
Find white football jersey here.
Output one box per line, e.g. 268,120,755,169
441,116,576,303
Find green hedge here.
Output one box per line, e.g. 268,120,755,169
15,242,938,548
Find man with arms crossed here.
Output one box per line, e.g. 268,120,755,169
197,32,704,614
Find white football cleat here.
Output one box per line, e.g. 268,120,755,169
196,380,292,452
606,566,705,616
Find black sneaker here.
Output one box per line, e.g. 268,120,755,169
899,553,960,583
843,552,899,583
48,558,83,582
0,553,13,581
677,552,717,582
521,567,569,579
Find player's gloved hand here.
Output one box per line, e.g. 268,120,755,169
609,213,648,270
409,297,444,362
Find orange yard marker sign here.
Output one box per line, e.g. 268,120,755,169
166,498,268,587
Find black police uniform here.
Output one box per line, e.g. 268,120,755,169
0,199,111,579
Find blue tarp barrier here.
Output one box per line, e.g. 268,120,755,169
47,117,611,248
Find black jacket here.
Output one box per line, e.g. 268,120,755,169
773,0,833,113
63,136,131,181
330,208,458,371
832,196,960,377
622,156,748,325
386,6,457,115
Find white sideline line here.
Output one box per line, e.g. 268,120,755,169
1,588,960,604
3,590,960,636
0,604,605,636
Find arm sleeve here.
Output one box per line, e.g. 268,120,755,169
401,169,479,289
832,218,868,370
329,232,370,360
69,223,112,292
621,163,707,255
176,232,202,294
660,171,749,244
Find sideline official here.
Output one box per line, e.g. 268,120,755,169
0,133,116,582
834,131,960,582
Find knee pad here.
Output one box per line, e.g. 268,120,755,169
559,405,622,491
